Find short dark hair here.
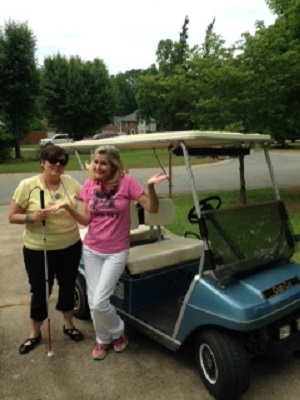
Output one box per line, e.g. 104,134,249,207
40,145,69,165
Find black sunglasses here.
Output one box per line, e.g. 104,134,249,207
47,158,68,166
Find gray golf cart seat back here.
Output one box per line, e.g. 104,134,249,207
127,199,205,275
202,200,295,283
129,201,166,244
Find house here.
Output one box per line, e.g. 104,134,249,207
100,111,156,135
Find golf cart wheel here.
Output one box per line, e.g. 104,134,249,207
74,274,90,320
195,329,250,400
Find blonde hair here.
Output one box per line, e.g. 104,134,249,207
87,145,125,189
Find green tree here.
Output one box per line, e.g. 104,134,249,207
137,17,197,130
138,9,300,138
42,55,115,139
0,129,13,163
155,16,191,74
0,20,39,158
144,17,239,132
239,4,300,142
200,18,226,58
156,39,175,74
188,18,245,131
111,70,141,115
266,0,294,15
173,15,190,70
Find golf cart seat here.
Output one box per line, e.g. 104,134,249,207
127,199,205,275
79,199,205,275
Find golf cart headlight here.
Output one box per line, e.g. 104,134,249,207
279,324,291,340
296,318,300,331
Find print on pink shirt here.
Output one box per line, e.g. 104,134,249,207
90,186,118,219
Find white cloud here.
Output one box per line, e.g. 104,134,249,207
0,0,276,74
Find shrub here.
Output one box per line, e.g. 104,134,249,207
0,130,14,163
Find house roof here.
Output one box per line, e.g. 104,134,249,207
114,111,156,124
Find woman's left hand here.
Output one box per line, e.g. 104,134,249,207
45,201,69,213
147,172,169,186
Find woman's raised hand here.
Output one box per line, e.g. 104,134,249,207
147,172,169,186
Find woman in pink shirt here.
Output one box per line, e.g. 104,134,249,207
79,145,168,360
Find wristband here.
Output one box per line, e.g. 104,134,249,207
24,214,33,224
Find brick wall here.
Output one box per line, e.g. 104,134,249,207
120,122,139,134
101,121,139,135
100,124,120,134
21,131,48,145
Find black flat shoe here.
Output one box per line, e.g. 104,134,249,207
19,333,42,355
63,326,84,341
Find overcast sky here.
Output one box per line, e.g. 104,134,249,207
1,0,276,75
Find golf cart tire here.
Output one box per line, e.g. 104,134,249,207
195,329,250,400
74,274,90,320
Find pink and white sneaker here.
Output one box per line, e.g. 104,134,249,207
113,333,128,353
92,343,111,360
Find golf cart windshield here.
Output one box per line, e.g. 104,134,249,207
203,200,295,283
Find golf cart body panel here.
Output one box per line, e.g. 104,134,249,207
62,131,300,400
177,261,300,341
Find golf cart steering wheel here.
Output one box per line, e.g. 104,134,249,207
188,195,222,223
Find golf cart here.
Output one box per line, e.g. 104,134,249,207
60,131,300,400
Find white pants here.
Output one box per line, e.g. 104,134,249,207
83,245,129,344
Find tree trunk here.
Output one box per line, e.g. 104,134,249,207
14,138,22,159
13,123,22,159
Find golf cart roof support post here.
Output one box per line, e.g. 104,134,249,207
180,142,201,218
153,147,173,197
75,150,85,171
263,146,281,200
239,155,246,205
168,150,173,197
180,142,206,276
172,273,201,339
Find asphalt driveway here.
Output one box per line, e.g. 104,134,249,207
1,204,300,400
1,150,300,400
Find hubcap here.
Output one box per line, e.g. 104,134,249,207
199,343,218,384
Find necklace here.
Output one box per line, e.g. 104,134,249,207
42,175,61,200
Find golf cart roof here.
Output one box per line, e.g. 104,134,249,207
58,131,272,152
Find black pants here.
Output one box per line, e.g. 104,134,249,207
23,240,82,321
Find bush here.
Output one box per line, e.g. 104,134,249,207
0,130,14,163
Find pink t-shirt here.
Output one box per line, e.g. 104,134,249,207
80,174,144,253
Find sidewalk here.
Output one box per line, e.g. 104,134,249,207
1,205,300,400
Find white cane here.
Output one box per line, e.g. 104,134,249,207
40,190,54,357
